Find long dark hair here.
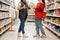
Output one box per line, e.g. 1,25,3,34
21,0,23,2
21,0,26,4
42,0,45,4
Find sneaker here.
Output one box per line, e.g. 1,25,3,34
33,34,40,37
18,33,21,37
23,34,28,38
40,35,46,38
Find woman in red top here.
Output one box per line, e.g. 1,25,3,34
34,0,46,37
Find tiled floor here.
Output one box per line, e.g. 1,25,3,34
0,19,60,40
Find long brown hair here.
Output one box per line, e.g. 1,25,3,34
21,0,26,4
42,0,45,4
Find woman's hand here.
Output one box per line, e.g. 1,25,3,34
23,5,27,9
42,18,45,21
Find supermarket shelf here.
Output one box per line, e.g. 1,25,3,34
46,8,56,10
47,2,55,6
27,20,35,22
43,23,60,36
0,0,10,6
45,19,60,26
47,1,60,6
46,15,60,18
0,27,10,35
0,17,11,20
56,0,60,3
0,22,11,28
0,9,9,12
28,14,35,15
46,8,60,10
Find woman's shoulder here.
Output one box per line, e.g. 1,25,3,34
37,2,44,4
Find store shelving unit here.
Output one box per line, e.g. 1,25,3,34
46,0,60,10
46,14,60,17
0,0,10,6
27,9,35,22
0,0,12,36
43,23,60,36
0,9,9,12
44,19,60,26
0,27,10,35
44,0,60,37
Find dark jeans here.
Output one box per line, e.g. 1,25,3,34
18,18,26,34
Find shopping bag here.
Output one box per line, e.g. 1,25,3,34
14,18,18,24
42,12,47,18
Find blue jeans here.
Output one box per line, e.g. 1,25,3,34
18,18,26,34
35,18,45,35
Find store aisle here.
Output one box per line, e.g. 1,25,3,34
0,19,60,40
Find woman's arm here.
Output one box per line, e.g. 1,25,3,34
17,3,26,10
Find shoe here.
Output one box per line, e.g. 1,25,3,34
18,33,22,37
33,34,40,37
40,34,46,38
23,34,28,38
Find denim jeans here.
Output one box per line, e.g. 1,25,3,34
35,18,45,35
18,18,26,34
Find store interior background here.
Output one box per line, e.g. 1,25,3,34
15,0,38,7
0,0,60,40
